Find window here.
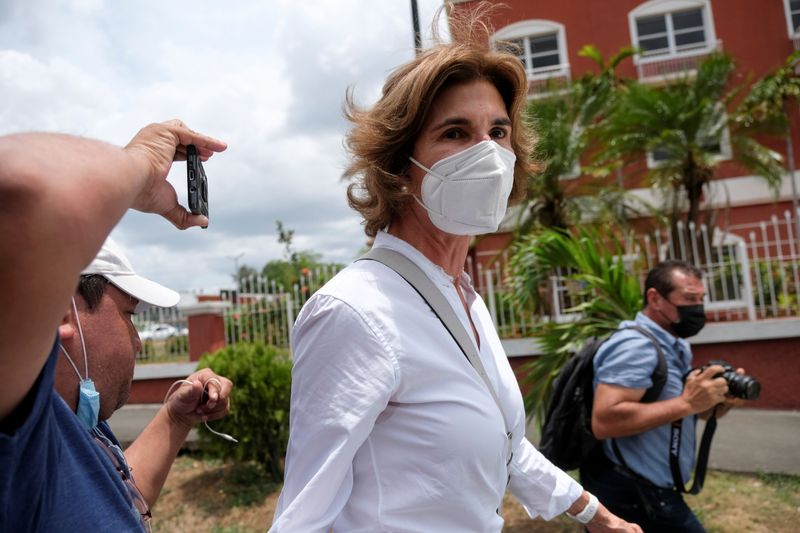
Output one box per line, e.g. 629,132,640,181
783,0,800,37
647,121,731,168
493,20,569,80
629,0,717,59
636,8,705,56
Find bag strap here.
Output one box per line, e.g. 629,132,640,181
359,247,508,434
607,325,715,494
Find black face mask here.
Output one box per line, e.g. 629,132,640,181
671,304,706,338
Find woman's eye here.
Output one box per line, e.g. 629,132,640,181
443,128,464,140
490,127,507,139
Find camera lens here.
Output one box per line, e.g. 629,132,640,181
725,372,761,400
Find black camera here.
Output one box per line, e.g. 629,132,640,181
704,359,761,400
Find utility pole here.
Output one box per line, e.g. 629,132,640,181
411,0,422,56
785,129,800,249
228,251,245,285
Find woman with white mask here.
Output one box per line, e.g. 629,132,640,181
270,6,640,533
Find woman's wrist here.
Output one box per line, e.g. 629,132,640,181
566,492,599,524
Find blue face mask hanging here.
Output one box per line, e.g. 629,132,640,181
59,297,101,430
76,378,101,429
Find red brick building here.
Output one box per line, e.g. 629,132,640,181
452,0,800,277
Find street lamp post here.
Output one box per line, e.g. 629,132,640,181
410,0,422,56
228,252,245,285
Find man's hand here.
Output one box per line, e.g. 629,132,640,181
164,368,233,429
700,366,747,419
124,119,227,229
681,364,729,415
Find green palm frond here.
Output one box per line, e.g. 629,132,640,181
506,227,643,422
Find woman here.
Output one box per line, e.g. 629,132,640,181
270,10,640,533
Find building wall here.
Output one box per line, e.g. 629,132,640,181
453,0,800,182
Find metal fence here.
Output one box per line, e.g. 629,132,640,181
135,210,800,360
221,266,340,350
475,209,800,338
133,306,189,362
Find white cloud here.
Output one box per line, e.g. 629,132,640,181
1,0,447,292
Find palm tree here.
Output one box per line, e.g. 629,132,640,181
735,51,800,245
519,46,636,233
591,53,785,247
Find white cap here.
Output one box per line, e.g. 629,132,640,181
82,237,180,312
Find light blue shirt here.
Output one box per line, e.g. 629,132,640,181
592,312,696,488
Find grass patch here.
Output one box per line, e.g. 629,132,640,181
758,472,800,506
152,457,800,532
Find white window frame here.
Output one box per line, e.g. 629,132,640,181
628,0,718,65
783,0,800,37
492,20,570,81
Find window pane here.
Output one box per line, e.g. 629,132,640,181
672,9,703,31
791,0,800,11
793,13,800,33
528,33,558,54
701,140,722,154
675,30,706,47
652,146,672,161
532,53,560,69
637,15,667,37
639,36,670,53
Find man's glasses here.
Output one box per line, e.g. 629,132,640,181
92,429,152,532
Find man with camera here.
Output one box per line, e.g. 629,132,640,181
580,260,749,532
0,120,227,531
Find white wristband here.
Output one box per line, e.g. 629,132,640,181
566,493,599,524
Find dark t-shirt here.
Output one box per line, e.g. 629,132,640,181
0,336,146,532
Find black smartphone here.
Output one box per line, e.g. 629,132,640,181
187,144,209,223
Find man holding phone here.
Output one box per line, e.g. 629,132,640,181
0,119,227,531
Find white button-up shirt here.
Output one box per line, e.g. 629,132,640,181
270,231,582,532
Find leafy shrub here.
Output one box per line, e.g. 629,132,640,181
198,342,292,482
507,227,643,423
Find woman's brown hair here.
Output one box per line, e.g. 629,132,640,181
343,3,537,237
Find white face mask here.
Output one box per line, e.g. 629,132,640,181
409,140,517,236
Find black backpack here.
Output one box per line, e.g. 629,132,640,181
537,325,667,471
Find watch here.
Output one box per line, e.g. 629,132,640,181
566,493,599,524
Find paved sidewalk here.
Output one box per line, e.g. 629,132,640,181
523,408,800,476
110,406,799,475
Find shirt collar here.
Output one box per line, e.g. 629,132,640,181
372,230,474,289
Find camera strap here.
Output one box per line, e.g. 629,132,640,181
669,409,718,494
611,406,718,495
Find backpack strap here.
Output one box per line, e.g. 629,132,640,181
358,247,510,436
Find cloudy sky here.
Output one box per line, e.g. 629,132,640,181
1,0,447,292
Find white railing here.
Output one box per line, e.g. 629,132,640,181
635,40,723,83
474,210,800,333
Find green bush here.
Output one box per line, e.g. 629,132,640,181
197,342,292,482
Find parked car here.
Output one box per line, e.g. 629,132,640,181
138,323,187,341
